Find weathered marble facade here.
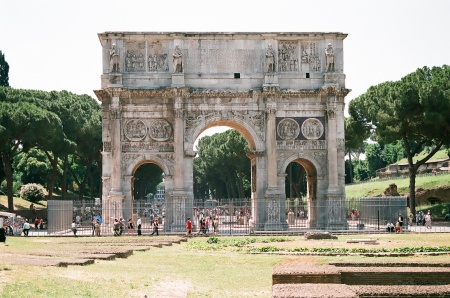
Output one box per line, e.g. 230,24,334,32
95,32,350,231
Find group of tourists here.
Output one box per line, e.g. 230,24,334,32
386,211,433,232
185,216,219,236
33,217,45,230
385,214,404,233
416,210,432,228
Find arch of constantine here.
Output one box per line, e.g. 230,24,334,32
94,32,350,231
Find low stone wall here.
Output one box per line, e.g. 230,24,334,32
272,263,450,297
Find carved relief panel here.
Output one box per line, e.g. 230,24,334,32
276,117,325,141
147,41,169,72
278,41,298,72
124,119,147,141
277,118,300,140
301,118,324,140
300,42,321,72
149,119,172,142
122,118,174,153
124,41,146,72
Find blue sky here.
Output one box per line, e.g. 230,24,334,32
1,0,449,108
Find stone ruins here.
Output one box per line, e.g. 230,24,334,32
94,32,350,231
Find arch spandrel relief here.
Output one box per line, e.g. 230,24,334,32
184,110,266,148
277,151,324,178
122,153,173,177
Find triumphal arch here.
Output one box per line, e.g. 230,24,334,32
94,32,350,231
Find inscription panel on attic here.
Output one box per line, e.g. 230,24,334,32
183,40,264,73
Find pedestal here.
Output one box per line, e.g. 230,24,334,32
108,73,123,86
263,73,279,87
263,192,288,231
323,73,342,88
171,73,185,87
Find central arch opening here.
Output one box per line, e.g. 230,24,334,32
192,123,255,234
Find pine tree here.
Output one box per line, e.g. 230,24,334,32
0,50,10,87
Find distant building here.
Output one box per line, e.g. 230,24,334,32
376,158,449,178
154,183,165,201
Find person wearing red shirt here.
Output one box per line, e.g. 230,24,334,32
186,217,192,236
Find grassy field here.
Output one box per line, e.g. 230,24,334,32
0,234,449,298
345,172,450,198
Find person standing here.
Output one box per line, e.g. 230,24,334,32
113,218,120,236
34,217,39,230
22,219,30,236
213,217,218,235
0,226,6,244
137,217,142,235
248,216,255,235
119,217,125,236
127,218,134,235
94,219,101,237
398,214,404,232
150,218,159,236
71,220,77,236
186,217,192,237
425,211,432,229
91,218,97,236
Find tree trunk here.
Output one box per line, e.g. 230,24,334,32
61,155,68,199
408,167,417,216
348,153,353,183
45,153,59,200
2,154,15,212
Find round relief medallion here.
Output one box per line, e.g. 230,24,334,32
277,118,300,140
124,119,147,141
149,119,172,142
301,118,324,140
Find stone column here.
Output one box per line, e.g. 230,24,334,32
173,94,184,191
105,88,124,226
326,105,339,193
265,93,278,189
170,92,188,232
122,175,133,221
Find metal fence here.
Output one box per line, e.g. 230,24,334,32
3,197,449,237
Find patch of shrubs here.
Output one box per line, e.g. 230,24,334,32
19,183,48,203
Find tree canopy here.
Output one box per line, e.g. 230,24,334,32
348,65,450,215
0,87,101,211
0,51,9,87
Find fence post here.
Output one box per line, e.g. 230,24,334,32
377,209,380,230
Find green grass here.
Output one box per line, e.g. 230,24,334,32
1,234,450,297
345,173,450,198
395,149,449,165
0,195,47,211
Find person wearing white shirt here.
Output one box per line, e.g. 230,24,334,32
137,217,142,235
